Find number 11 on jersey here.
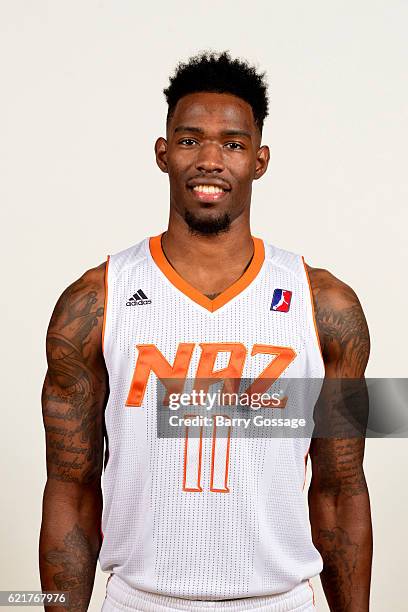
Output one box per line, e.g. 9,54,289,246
183,415,232,493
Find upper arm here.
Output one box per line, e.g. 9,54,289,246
306,266,370,496
41,262,108,485
307,266,370,377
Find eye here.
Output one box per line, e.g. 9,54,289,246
224,142,244,150
178,138,197,146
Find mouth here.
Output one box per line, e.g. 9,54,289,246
187,183,231,203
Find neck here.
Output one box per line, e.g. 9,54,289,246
159,213,255,297
162,213,253,273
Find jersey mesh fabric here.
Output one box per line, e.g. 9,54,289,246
98,236,324,600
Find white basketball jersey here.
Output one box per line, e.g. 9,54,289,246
98,233,324,600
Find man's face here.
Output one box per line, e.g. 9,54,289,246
155,92,270,235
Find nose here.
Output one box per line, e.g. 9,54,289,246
195,142,225,173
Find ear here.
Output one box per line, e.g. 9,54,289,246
155,137,169,173
254,145,270,180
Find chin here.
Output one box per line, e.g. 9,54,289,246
184,209,232,237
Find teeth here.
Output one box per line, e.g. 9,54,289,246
192,185,224,194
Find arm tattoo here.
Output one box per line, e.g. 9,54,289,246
310,270,370,377
316,527,358,611
307,267,372,610
42,278,107,484
40,265,107,611
315,302,370,377
311,438,368,498
45,524,96,611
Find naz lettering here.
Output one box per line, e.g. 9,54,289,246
125,342,296,407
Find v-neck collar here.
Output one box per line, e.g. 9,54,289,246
148,232,265,313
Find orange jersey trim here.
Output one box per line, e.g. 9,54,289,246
301,256,324,361
149,233,265,313
101,255,110,356
182,416,203,492
308,579,316,606
210,415,231,493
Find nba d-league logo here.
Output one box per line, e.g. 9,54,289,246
270,289,292,312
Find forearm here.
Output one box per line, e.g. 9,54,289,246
39,480,103,612
309,487,372,611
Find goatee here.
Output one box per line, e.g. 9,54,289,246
184,210,231,236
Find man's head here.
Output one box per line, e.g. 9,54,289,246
155,50,270,236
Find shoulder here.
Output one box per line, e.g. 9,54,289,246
49,261,106,323
306,264,359,310
305,264,370,375
47,261,107,358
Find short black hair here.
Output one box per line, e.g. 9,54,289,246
163,50,269,134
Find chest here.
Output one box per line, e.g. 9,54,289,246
105,257,319,391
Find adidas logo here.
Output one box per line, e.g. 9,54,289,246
126,289,152,306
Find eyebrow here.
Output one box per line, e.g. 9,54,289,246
174,125,252,139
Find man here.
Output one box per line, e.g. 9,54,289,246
39,51,372,611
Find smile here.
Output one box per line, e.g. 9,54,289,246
188,184,230,202
192,185,225,194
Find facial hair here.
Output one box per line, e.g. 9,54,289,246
184,210,231,236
